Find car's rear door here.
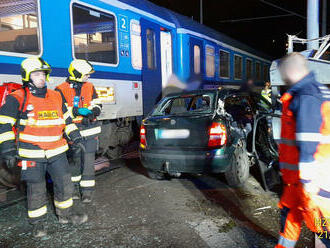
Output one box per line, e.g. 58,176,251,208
144,93,215,149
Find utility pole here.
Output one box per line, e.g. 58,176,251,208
322,0,327,36
200,0,203,24
307,0,319,50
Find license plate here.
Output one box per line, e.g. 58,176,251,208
156,129,190,139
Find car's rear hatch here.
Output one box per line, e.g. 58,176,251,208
143,92,217,149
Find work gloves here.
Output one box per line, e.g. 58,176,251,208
2,150,17,169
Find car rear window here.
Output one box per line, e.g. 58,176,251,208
151,93,215,116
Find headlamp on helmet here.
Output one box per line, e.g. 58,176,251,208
68,59,95,82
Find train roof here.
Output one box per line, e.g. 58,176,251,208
117,0,272,61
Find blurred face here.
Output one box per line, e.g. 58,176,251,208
81,74,90,82
265,82,271,88
30,71,46,88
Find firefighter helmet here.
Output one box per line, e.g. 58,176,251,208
68,59,94,82
21,57,51,84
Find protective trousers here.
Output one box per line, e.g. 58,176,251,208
69,138,96,196
20,154,73,224
275,184,303,248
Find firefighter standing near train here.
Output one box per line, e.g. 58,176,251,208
56,59,102,203
0,57,88,237
275,52,330,248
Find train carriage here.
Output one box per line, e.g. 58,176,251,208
0,0,271,157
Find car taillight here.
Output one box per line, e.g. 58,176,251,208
208,122,227,147
140,125,147,149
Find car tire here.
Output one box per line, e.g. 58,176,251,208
225,140,250,187
147,169,166,180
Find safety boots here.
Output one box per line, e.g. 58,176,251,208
72,184,81,200
58,213,88,225
81,191,93,203
32,223,47,238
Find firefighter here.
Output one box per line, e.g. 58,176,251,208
260,81,272,109
56,59,101,203
275,53,330,248
0,57,88,237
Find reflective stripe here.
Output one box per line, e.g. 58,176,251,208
80,180,95,187
73,116,83,122
296,132,321,142
71,175,81,182
80,126,101,137
54,198,73,209
28,205,47,218
320,135,330,144
19,144,68,158
0,115,16,125
280,162,298,171
0,131,15,143
63,110,73,121
19,133,62,142
20,118,65,126
278,235,297,248
65,123,78,135
299,161,318,181
279,138,296,146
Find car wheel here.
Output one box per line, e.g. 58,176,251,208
225,140,250,187
147,169,166,180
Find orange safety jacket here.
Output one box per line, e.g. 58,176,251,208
56,81,101,139
278,73,330,234
0,88,81,160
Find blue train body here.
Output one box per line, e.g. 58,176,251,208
0,0,271,118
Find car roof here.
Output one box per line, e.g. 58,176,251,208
164,88,245,98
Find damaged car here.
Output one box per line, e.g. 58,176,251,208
139,89,280,189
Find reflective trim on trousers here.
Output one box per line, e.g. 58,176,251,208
19,144,69,159
80,180,95,188
20,118,65,126
71,175,81,182
63,110,73,121
54,198,73,209
278,235,297,248
28,205,47,218
80,126,101,137
0,115,16,125
296,132,321,142
280,162,298,171
279,138,296,146
65,123,78,135
0,131,15,143
19,133,62,142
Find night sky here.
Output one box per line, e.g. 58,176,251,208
149,0,330,59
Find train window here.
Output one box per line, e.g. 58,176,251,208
205,46,215,77
0,0,41,55
146,29,156,70
130,21,142,70
72,4,117,65
263,64,269,81
255,61,261,81
234,55,242,80
219,50,230,78
246,58,253,79
194,45,201,74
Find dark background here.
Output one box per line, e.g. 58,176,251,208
148,0,329,59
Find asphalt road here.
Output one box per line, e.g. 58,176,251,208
0,157,315,248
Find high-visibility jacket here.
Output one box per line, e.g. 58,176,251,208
278,72,330,237
0,87,81,161
56,81,101,139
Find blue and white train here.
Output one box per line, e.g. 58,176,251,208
0,0,271,154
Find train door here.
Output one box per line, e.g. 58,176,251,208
141,18,162,116
189,37,204,80
160,30,172,97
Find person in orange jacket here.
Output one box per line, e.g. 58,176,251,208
56,59,101,203
275,53,330,248
0,57,88,237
